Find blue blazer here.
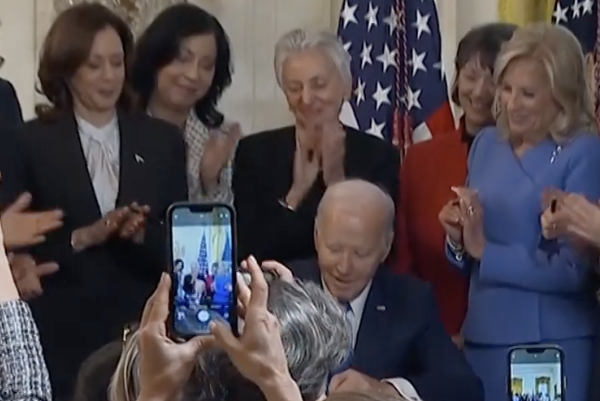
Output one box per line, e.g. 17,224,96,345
290,259,484,401
447,126,600,345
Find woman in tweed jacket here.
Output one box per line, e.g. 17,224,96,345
131,4,240,204
0,231,51,401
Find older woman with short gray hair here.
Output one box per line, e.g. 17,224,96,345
109,277,352,401
233,28,400,263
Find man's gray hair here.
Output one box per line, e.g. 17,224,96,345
110,279,352,401
274,28,352,87
316,179,396,237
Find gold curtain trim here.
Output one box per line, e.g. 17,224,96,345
498,0,552,25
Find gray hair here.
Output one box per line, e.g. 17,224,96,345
273,28,352,87
109,279,351,401
316,179,396,237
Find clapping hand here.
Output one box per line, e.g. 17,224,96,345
200,123,242,191
9,253,58,300
320,122,346,186
438,199,463,245
71,206,130,251
452,186,485,259
540,188,567,240
119,202,151,244
544,192,600,248
286,135,321,209
1,192,64,249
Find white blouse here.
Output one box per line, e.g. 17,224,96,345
76,114,120,216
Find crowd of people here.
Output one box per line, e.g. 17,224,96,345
1,2,600,401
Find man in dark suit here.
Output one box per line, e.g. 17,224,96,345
233,28,399,264
289,179,483,401
0,77,23,129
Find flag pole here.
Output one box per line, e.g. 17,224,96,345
393,0,412,157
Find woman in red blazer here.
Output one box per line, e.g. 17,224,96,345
395,23,517,346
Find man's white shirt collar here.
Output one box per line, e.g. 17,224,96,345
321,277,372,346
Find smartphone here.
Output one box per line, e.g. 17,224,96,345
508,345,565,401
167,202,237,339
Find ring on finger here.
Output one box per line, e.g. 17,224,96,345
467,205,475,216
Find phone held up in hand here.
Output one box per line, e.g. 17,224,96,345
166,202,238,340
507,345,565,400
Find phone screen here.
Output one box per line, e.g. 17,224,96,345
169,203,237,338
509,346,564,401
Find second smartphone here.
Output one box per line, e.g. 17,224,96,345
167,202,238,340
508,344,565,401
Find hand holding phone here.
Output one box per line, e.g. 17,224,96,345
237,259,295,286
167,202,237,340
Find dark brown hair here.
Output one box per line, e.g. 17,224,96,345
450,22,518,106
36,3,135,122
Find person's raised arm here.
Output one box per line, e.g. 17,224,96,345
0,222,52,401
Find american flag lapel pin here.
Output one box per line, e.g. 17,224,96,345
134,153,144,164
376,305,386,311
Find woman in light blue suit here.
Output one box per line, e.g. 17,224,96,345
439,23,600,401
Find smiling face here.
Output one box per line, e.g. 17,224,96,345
498,56,558,141
280,47,348,129
315,202,389,302
154,33,218,111
457,55,495,131
69,26,125,115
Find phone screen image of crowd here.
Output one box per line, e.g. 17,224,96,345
510,349,562,401
172,223,234,336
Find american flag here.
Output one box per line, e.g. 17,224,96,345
337,0,455,154
197,232,209,276
552,0,599,120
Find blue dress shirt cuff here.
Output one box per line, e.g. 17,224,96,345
445,240,467,270
383,378,423,401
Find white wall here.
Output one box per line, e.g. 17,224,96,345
511,363,562,397
0,0,500,131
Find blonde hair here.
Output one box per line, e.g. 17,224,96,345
492,22,597,142
108,330,140,401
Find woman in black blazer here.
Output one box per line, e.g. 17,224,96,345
233,28,400,264
17,4,187,399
